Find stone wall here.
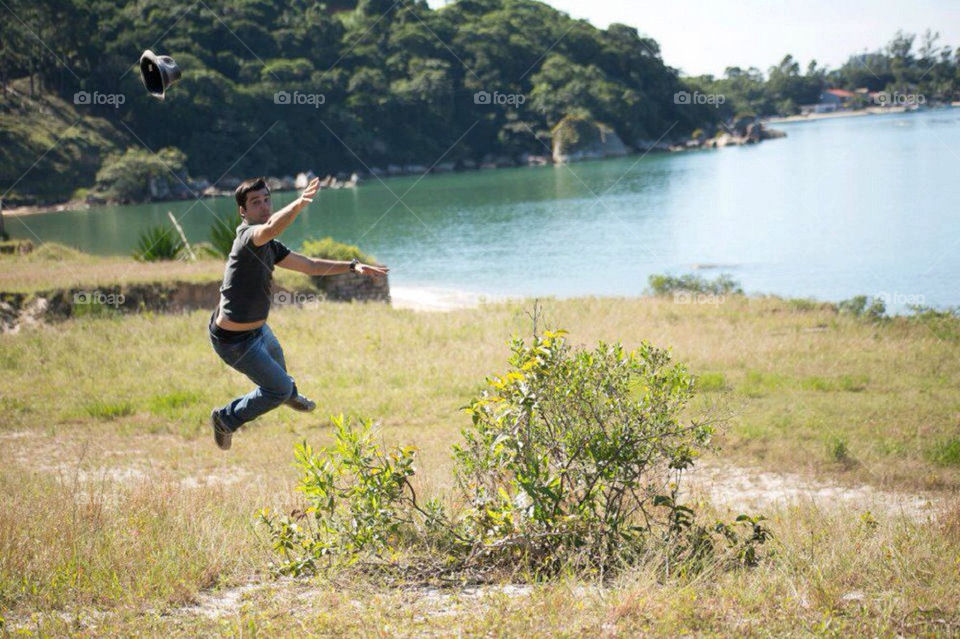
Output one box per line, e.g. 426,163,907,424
1,274,391,332
312,272,390,303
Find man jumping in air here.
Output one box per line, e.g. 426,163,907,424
208,176,389,450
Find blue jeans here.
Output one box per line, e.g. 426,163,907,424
210,322,296,431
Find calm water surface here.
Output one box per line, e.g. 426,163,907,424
12,109,960,312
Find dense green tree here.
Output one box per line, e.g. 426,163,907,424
3,0,960,202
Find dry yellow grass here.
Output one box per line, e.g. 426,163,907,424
1,295,958,635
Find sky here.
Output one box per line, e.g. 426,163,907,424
427,0,960,77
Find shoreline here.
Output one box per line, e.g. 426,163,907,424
762,104,959,125
3,130,782,219
390,285,517,312
2,199,94,218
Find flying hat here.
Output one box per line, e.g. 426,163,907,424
139,50,181,99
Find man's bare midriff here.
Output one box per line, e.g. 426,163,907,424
215,312,266,331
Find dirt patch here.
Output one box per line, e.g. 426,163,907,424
685,462,938,518
3,428,941,518
176,581,266,619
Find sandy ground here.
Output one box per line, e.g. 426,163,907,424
762,106,913,124
390,286,512,312
685,462,938,519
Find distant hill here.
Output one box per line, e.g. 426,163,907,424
0,0,721,204
0,80,129,204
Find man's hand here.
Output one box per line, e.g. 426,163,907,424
294,177,320,213
252,177,320,246
356,263,389,277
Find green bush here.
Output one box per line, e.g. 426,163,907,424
132,224,184,261
259,415,425,576
261,330,769,580
838,295,886,321
452,331,722,575
190,242,224,259
94,147,187,203
647,273,743,296
300,237,374,264
827,435,851,463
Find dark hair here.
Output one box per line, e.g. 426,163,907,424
235,177,270,209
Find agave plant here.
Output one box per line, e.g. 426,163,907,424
209,214,242,258
133,224,183,261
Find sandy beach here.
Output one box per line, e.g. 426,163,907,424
762,105,912,124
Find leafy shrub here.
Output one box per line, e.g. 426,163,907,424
828,435,851,463
838,295,886,321
259,415,425,576
300,237,374,263
190,242,224,259
133,224,183,261
452,331,722,575
647,273,743,296
261,330,769,581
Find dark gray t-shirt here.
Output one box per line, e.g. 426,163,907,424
217,222,291,323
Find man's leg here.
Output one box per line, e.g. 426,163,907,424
261,324,316,412
260,323,287,371
212,330,295,431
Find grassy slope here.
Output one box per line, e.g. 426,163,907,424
0,80,127,203
0,244,314,294
1,297,958,635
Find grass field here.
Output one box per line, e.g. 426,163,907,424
1,294,958,636
0,244,314,294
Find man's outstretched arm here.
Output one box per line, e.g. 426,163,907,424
276,251,390,277
251,177,320,246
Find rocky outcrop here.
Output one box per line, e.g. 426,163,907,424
551,115,628,164
700,120,786,149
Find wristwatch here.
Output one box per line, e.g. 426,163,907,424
349,258,360,273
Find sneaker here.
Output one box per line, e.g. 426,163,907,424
285,394,316,412
210,410,233,450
